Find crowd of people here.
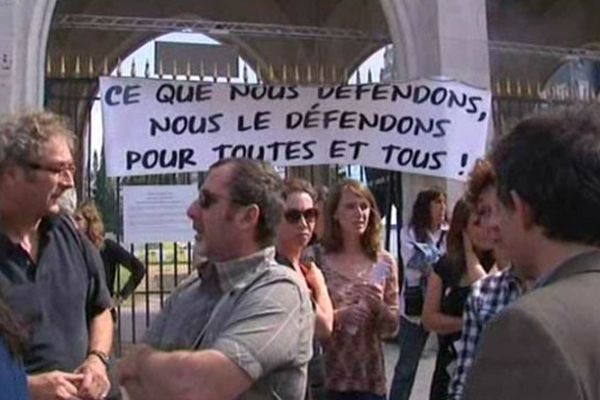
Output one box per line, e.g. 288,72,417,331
1,105,600,400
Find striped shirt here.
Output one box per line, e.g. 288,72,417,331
447,267,523,400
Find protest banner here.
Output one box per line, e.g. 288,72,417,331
100,76,491,181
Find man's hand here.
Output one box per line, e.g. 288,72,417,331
74,356,110,400
28,371,85,400
118,344,153,384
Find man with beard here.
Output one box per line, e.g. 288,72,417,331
119,158,314,400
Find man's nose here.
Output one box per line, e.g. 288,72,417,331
187,200,200,221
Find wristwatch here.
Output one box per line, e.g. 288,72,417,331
88,349,110,369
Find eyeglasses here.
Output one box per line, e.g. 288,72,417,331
284,208,319,224
22,160,76,177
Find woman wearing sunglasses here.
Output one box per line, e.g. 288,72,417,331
275,178,334,400
319,179,399,400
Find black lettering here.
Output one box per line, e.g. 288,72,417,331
302,141,316,160
159,149,177,168
467,96,482,114
430,151,446,170
286,141,302,160
415,118,434,136
448,90,467,108
330,140,346,158
195,84,212,101
172,116,188,135
149,117,171,137
318,87,335,100
413,85,431,104
104,85,123,106
266,141,286,161
358,113,379,130
434,119,450,138
251,86,267,100
339,111,357,129
255,111,271,131
397,116,414,134
303,104,321,129
391,84,412,101
126,151,141,170
208,113,223,133
178,148,197,169
382,145,400,164
335,85,352,100
232,145,247,158
212,144,233,159
123,85,141,105
247,144,266,160
411,150,430,169
156,84,175,104
431,87,448,106
355,84,371,100
237,115,252,132
287,86,299,100
323,109,340,129
286,112,303,129
348,141,369,160
398,148,413,166
372,84,389,101
142,150,158,169
380,115,397,132
230,84,250,101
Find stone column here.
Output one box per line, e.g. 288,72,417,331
0,0,57,115
380,0,491,220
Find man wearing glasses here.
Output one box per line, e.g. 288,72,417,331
119,158,314,400
0,112,114,399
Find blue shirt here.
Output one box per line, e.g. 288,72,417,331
0,337,29,400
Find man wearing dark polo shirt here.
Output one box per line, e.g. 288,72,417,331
119,158,314,400
0,112,114,400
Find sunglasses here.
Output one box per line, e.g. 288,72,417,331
284,208,319,224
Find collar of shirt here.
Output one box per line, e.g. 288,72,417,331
197,246,277,292
0,215,59,253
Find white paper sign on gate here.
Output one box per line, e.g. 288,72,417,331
100,76,491,181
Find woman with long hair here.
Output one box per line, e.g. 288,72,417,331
276,178,334,400
0,297,28,399
319,179,399,400
74,201,146,307
422,199,494,399
390,188,448,400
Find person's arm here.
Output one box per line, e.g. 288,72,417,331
464,307,581,400
303,262,334,340
119,345,253,400
27,371,85,400
104,239,146,302
373,253,399,335
122,276,313,400
422,271,462,334
448,291,481,400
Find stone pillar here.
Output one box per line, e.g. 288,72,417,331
0,0,57,116
380,0,491,220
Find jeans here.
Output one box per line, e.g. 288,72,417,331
389,316,429,400
327,391,386,400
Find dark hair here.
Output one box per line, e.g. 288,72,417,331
491,107,600,246
409,189,446,242
211,158,284,247
445,199,494,282
322,179,382,260
466,158,496,207
282,178,317,202
0,297,25,358
75,200,105,248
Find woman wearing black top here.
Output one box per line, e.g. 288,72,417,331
74,201,146,306
422,199,495,400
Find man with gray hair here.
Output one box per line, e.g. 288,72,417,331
0,111,114,399
119,157,314,400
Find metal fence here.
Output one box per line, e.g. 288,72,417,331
44,58,600,352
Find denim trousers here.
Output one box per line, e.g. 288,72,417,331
388,316,429,400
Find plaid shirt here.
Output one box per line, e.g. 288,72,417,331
447,267,523,400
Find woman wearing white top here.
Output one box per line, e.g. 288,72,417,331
389,189,448,400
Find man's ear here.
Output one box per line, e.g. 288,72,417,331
510,191,535,230
238,204,260,232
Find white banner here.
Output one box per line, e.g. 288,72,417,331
122,185,196,244
100,76,491,181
